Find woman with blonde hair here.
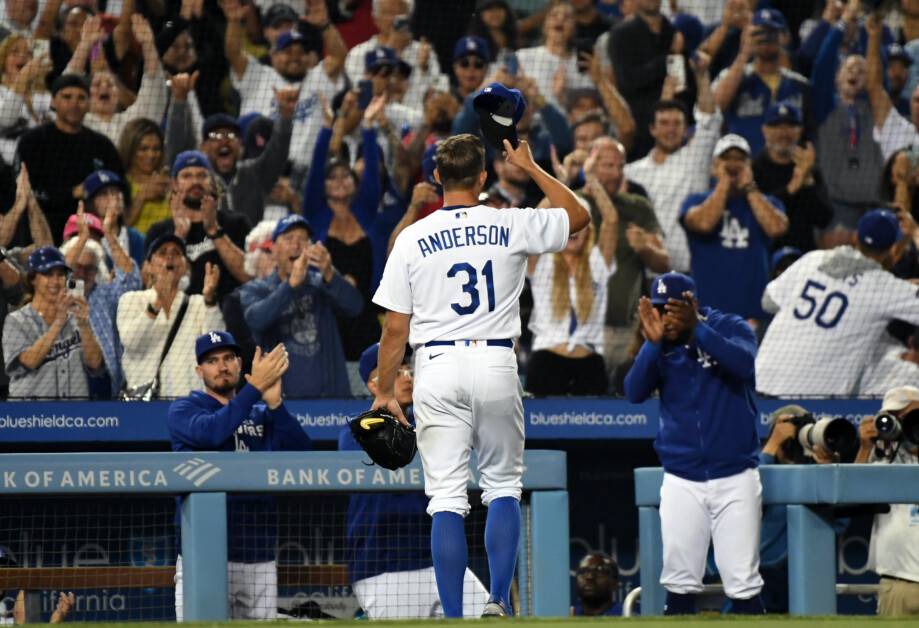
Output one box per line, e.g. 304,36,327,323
525,169,617,396
118,117,170,233
0,34,52,163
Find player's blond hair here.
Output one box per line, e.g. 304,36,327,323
435,134,486,191
549,223,596,323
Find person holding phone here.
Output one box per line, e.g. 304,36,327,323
239,215,362,398
3,246,104,399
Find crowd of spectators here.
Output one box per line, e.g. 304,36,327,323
3,0,919,400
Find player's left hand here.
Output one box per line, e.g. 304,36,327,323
664,291,701,332
371,394,409,426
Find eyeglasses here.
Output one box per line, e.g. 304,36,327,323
457,56,486,70
371,367,414,382
207,131,238,141
576,566,613,578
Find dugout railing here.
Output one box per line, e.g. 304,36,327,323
0,450,569,620
635,465,915,616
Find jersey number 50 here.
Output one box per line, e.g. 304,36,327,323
793,279,849,329
448,261,495,315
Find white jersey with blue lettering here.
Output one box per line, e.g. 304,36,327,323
756,246,919,396
373,203,570,347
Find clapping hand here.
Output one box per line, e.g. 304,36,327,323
245,344,290,405
202,261,220,304
307,241,333,282
637,296,663,343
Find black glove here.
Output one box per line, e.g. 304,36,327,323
350,407,417,470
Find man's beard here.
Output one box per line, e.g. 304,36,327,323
577,586,612,605
209,377,238,395
279,69,307,82
183,185,206,209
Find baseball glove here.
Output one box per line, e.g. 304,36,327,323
350,408,417,470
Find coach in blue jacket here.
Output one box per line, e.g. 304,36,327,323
624,272,764,616
168,331,312,620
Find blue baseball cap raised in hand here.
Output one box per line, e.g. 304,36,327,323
473,82,526,151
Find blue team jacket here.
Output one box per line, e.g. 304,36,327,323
338,408,433,582
168,384,313,562
624,307,760,481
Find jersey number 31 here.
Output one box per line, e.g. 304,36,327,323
448,261,495,315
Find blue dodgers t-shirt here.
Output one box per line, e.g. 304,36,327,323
680,191,785,319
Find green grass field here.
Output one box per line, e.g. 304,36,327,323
30,619,914,628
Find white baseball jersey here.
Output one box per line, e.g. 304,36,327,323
756,246,919,396
231,55,344,166
373,204,570,346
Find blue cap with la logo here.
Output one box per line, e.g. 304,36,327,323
650,272,697,305
196,331,242,364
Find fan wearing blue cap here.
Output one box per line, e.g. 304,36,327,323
752,101,833,254
453,36,491,101
143,148,251,302
626,272,766,616
238,212,362,398
756,208,919,397
713,7,812,155
3,247,106,399
168,332,312,621
81,169,146,269
885,43,913,117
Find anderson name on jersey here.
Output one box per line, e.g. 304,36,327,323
373,204,570,347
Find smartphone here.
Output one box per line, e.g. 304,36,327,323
67,278,85,300
905,143,919,169
32,38,50,59
574,38,594,74
357,79,374,110
666,54,686,93
504,53,518,77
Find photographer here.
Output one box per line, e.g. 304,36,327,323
856,386,919,616
755,405,849,614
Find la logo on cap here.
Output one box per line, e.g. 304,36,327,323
469,40,477,49
657,281,667,295
484,87,492,92
209,332,221,343
100,173,110,182
780,106,787,115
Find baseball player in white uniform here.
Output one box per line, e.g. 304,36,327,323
757,209,919,396
371,132,589,618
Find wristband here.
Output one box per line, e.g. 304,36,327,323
742,181,758,196
208,227,225,240
204,296,217,307
146,303,160,317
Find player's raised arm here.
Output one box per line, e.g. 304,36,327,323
502,139,590,235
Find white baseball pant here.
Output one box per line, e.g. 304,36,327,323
412,340,524,516
353,566,488,618
659,467,764,599
174,555,277,621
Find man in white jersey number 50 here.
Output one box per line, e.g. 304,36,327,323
371,127,589,618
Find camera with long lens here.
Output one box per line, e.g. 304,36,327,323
874,409,919,443
781,413,858,461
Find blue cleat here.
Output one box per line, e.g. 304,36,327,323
481,596,511,618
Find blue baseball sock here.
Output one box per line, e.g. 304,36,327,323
431,511,467,618
485,496,520,606
731,594,765,615
664,592,697,615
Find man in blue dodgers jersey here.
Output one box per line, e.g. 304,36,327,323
712,8,815,155
168,331,312,621
625,272,765,616
339,343,488,618
680,134,787,321
371,131,590,618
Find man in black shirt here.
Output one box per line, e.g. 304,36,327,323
15,74,124,244
145,151,251,303
751,101,833,253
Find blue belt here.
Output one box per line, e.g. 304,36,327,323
424,339,513,348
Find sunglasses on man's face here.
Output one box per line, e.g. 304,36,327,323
457,56,486,70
